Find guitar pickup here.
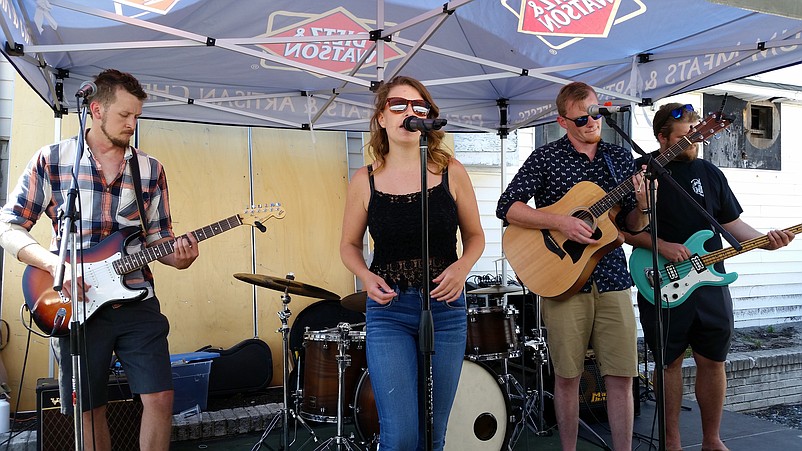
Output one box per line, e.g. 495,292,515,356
663,262,679,282
690,254,705,273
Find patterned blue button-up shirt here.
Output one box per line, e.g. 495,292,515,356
497,135,637,293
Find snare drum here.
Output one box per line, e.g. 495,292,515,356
353,359,513,450
465,306,520,361
300,329,367,422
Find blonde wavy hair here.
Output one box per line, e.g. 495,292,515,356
367,76,451,174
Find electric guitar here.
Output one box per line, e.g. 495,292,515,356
630,223,801,308
502,113,732,300
22,203,286,336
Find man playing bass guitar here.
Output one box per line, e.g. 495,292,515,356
624,102,794,451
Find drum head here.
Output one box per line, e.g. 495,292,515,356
289,299,365,352
444,360,512,450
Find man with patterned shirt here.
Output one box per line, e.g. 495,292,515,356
497,82,650,450
0,69,198,451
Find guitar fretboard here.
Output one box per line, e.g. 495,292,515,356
113,215,243,274
701,223,802,267
589,115,727,220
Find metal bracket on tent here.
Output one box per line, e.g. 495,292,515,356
637,53,652,63
370,81,382,92
757,41,766,51
206,37,216,46
639,98,653,106
187,98,194,104
55,80,63,102
4,42,23,56
443,4,456,14
369,29,391,42
520,69,529,76
301,124,310,130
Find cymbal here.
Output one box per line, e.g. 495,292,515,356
234,273,339,299
467,285,522,295
341,291,367,313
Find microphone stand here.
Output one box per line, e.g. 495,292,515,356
412,117,446,451
53,94,91,451
602,113,740,451
418,129,435,451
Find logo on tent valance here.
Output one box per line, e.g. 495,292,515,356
257,7,405,76
502,0,647,50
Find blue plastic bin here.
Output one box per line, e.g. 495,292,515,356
170,352,219,414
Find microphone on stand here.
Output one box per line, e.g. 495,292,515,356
403,117,447,132
75,81,97,99
587,104,630,116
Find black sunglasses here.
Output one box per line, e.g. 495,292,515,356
563,114,602,127
670,104,694,119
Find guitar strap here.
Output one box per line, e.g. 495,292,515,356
602,150,621,186
127,148,149,236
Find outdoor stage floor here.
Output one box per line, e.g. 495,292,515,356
170,396,802,450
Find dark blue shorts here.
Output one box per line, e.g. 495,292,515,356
52,297,172,413
638,285,734,365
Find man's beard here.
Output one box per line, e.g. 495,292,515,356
673,144,698,162
101,118,131,148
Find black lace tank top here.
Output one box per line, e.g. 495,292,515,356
367,164,459,290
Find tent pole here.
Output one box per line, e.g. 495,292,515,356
498,99,509,286
248,127,259,338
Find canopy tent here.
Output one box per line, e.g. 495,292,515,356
2,0,802,135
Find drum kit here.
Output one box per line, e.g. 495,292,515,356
235,272,557,451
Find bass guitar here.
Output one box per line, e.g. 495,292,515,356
630,223,801,308
502,113,732,300
22,203,285,336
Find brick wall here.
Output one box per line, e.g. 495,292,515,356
676,347,802,412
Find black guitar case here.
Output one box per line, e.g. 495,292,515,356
197,338,273,397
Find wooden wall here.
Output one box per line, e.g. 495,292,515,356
0,75,355,411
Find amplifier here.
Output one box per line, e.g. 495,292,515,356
36,376,143,451
579,350,641,423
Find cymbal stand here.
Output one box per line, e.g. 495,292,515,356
253,283,318,451
315,322,363,450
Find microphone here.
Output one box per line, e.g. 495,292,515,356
587,104,630,116
403,117,447,132
75,81,97,99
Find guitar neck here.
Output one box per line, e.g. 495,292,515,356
591,137,695,219
115,215,243,274
701,223,802,266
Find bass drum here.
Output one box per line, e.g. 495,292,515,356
353,359,513,450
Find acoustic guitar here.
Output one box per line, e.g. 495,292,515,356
502,113,732,300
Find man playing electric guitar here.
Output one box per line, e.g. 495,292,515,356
497,82,651,451
0,69,197,451
623,103,794,451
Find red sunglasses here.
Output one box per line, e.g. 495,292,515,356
386,97,431,117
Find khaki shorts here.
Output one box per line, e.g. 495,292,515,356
541,285,638,379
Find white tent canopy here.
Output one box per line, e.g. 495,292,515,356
2,0,802,133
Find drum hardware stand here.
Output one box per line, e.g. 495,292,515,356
506,333,553,450
253,280,318,451
315,322,364,451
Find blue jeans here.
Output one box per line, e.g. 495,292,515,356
366,287,467,451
